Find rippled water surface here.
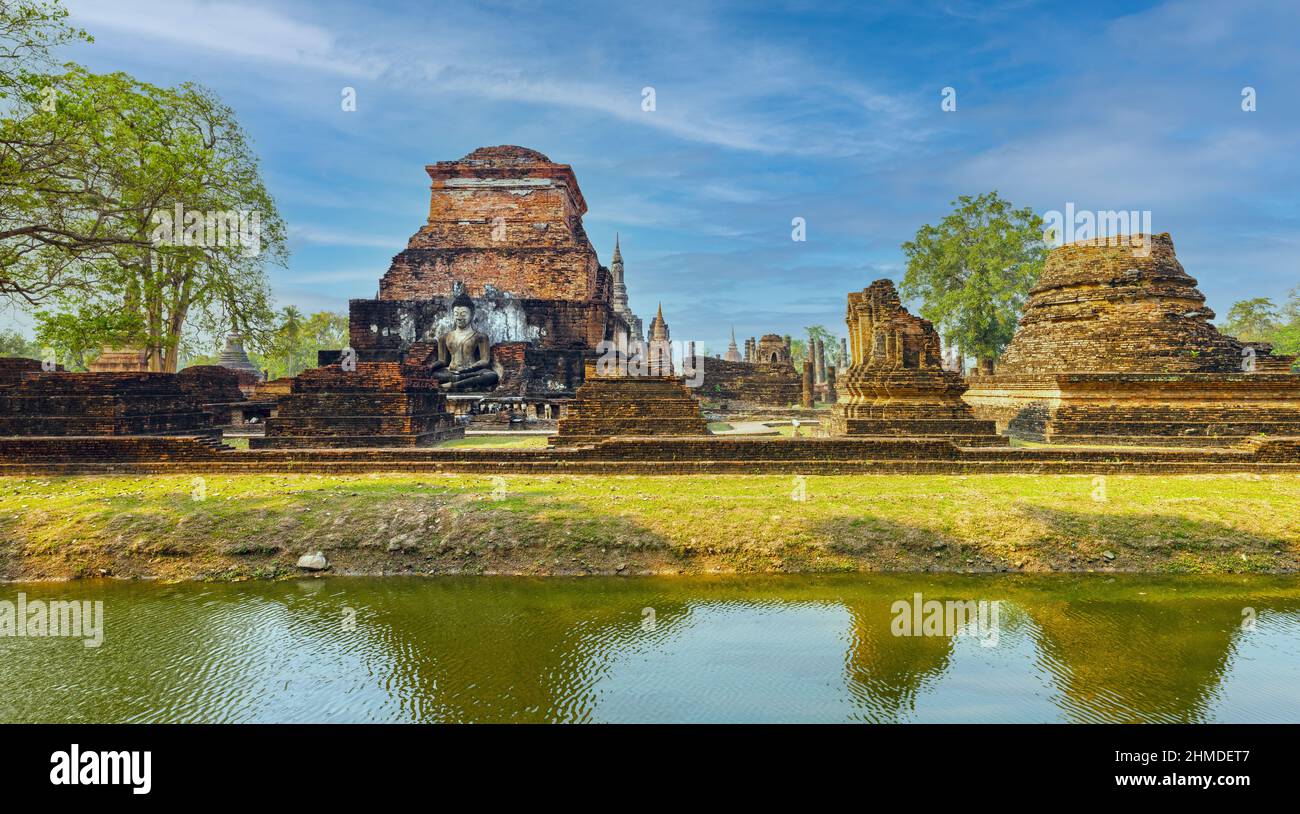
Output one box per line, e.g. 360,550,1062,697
2,574,1299,723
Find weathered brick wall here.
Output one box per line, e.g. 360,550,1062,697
692,357,802,406
377,146,604,303
176,365,247,404
0,371,214,435
252,362,462,448
965,372,1300,443
552,363,710,444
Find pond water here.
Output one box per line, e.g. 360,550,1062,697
2,574,1298,723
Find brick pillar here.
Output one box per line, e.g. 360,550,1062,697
801,358,814,409
814,338,826,385
826,365,838,404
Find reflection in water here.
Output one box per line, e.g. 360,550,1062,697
1,575,1298,723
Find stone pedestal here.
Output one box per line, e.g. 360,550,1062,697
550,361,709,446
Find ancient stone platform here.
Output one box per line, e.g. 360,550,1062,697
830,280,1005,445
550,363,710,445
6,433,1300,476
251,362,463,448
0,370,215,436
966,234,1300,443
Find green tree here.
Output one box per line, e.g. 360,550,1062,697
803,325,838,363
1221,297,1280,342
900,191,1047,372
0,1,123,304
21,67,284,371
253,309,347,380
1221,289,1300,370
34,302,142,370
0,327,40,358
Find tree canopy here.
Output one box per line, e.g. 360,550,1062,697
2,2,285,371
900,191,1047,370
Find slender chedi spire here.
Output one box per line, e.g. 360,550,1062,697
724,325,742,362
647,302,673,375
609,233,643,342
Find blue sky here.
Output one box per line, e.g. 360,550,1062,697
36,0,1300,353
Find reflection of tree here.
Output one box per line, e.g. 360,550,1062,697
345,578,691,723
1026,598,1243,723
840,598,955,722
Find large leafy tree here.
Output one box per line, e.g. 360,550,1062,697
25,67,284,371
1221,297,1280,342
0,1,122,303
900,192,1047,372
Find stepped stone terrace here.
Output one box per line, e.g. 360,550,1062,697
551,361,709,446
964,233,1300,445
251,362,462,449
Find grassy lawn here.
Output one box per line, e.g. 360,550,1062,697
437,434,549,449
1,472,1298,581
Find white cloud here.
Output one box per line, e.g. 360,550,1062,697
64,0,385,76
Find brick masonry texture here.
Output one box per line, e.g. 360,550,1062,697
0,369,215,436
5,434,1300,476
250,362,463,448
349,146,632,396
966,233,1300,443
690,357,802,407
830,280,1003,444
551,362,710,445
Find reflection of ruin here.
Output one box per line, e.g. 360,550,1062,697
1025,597,1243,723
337,581,693,723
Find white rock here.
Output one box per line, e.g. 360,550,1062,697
297,551,329,571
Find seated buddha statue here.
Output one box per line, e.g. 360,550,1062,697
431,294,500,392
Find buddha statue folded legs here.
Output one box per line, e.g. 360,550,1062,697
432,294,500,392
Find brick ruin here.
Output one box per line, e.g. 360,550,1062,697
176,365,274,426
0,369,215,436
692,357,802,407
965,234,1300,444
345,146,640,413
691,332,801,407
550,361,709,446
251,362,462,448
830,280,1004,444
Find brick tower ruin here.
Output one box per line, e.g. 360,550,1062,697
346,146,639,415
965,233,1300,444
830,280,1003,444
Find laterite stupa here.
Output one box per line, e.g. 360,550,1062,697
964,233,1300,444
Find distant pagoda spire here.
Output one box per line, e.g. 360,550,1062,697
609,233,643,342
724,325,742,362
